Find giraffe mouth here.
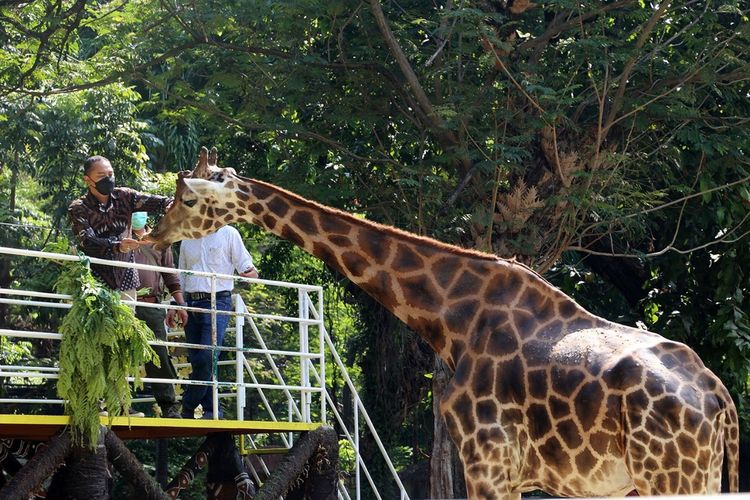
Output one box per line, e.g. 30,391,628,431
143,227,169,250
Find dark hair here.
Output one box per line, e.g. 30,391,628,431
83,156,110,175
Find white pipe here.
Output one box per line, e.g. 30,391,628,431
0,245,322,292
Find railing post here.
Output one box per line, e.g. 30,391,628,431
354,390,360,500
211,275,219,419
288,399,293,446
298,289,310,423
235,294,245,421
318,289,326,425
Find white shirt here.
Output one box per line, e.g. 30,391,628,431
178,225,254,293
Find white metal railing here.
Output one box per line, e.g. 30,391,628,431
0,245,409,499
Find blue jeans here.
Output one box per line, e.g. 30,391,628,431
182,295,232,415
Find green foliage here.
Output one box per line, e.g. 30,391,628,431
55,259,157,447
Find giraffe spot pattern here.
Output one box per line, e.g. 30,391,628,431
358,229,389,264
250,183,273,200
574,381,605,431
557,300,578,318
393,244,424,272
527,403,553,440
495,356,526,406
476,399,498,423
262,214,277,230
485,322,518,356
527,370,548,399
432,257,461,289
364,271,395,310
454,393,476,434
312,242,339,271
449,270,483,297
574,448,596,474
455,358,473,385
539,436,572,477
329,235,353,247
319,216,351,235
545,398,570,425
556,418,583,448
341,251,369,278
410,316,445,353
280,225,304,248
268,196,290,217
397,274,442,312
291,210,318,234
473,357,494,397
551,367,586,398
485,271,523,305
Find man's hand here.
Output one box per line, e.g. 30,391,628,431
120,238,145,252
166,307,188,328
240,267,259,279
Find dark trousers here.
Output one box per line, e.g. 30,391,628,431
135,305,178,408
182,295,232,414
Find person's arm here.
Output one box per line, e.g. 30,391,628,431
177,242,186,293
130,188,172,214
160,246,183,299
68,204,121,256
229,228,256,277
162,245,188,328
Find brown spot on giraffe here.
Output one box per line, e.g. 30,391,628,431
148,146,740,499
291,210,318,234
268,196,290,218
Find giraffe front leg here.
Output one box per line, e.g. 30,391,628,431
460,436,521,500
442,409,521,500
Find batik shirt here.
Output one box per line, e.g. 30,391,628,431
68,188,171,291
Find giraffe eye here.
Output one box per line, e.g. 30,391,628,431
183,199,197,208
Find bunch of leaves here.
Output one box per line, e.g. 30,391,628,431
54,258,157,448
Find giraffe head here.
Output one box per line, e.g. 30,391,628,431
149,146,243,248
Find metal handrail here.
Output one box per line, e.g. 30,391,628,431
0,245,409,499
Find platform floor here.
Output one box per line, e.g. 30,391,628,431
0,414,321,440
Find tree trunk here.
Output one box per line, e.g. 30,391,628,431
254,426,338,500
0,433,70,499
57,428,109,499
104,430,169,500
155,439,168,487
430,356,465,498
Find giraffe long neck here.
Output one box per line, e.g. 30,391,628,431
233,178,595,368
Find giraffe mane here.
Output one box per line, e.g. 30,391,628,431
248,177,506,261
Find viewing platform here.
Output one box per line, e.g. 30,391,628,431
0,245,410,499
0,414,321,441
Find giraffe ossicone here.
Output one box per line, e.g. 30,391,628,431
150,147,739,499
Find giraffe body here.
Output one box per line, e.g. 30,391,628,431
149,148,739,499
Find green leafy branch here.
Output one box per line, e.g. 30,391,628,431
54,258,157,448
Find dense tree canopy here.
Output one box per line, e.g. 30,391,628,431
1,0,749,495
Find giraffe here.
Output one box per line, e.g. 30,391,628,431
149,147,740,499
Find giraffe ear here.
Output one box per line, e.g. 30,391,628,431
208,147,218,166
192,147,210,179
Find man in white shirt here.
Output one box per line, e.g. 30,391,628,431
178,225,258,419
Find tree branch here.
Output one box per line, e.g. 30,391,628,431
578,174,750,240
0,42,199,97
518,0,637,53
140,78,400,166
602,0,672,132
369,0,458,146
